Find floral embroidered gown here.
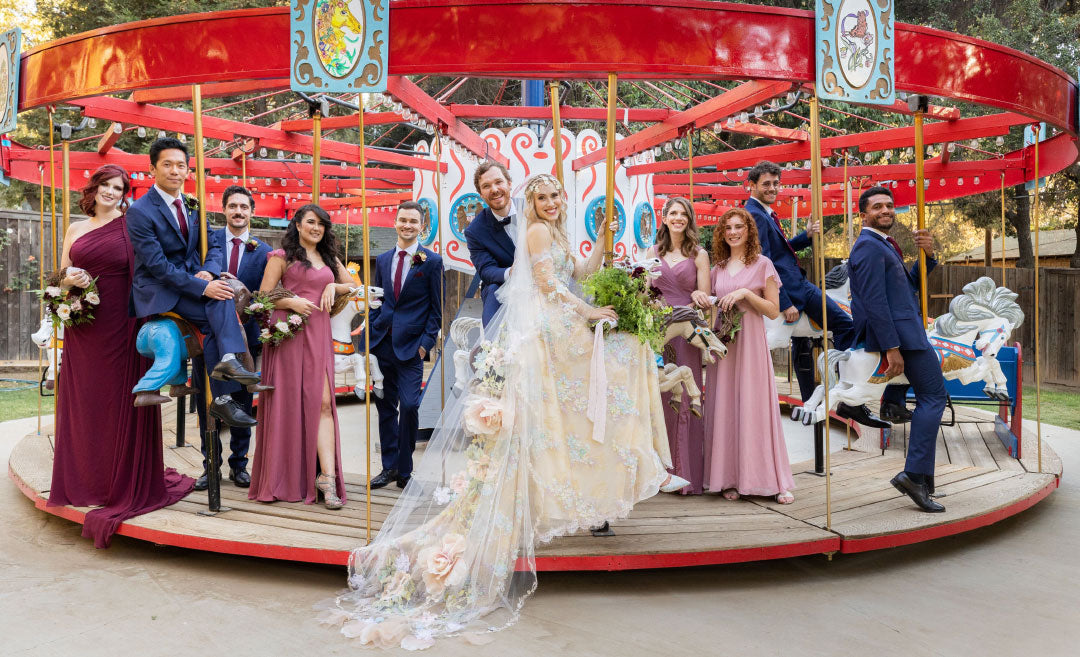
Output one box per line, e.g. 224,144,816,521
323,239,671,649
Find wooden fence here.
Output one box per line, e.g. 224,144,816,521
1,211,56,362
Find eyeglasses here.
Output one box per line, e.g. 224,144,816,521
755,181,781,189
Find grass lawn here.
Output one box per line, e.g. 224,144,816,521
1022,385,1080,431
0,381,54,424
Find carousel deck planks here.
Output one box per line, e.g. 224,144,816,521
7,401,1061,571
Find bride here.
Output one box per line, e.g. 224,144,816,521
321,173,689,649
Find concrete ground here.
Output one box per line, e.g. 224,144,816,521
2,411,1076,657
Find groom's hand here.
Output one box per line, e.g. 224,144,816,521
202,279,235,301
194,270,213,281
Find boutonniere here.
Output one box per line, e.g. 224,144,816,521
244,237,259,253
411,251,427,267
182,193,199,213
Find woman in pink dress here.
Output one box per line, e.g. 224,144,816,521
48,164,194,547
703,207,795,504
648,197,711,494
248,204,356,509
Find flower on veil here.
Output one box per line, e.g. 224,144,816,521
379,570,414,603
466,451,491,482
433,486,454,505
418,533,468,597
462,396,510,437
449,471,468,495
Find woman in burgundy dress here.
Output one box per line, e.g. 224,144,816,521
248,205,355,509
648,197,712,494
48,164,194,547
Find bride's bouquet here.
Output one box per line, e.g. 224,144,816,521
582,264,671,352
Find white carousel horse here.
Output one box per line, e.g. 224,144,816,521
30,315,62,390
792,277,1024,425
449,317,484,396
332,263,385,400
764,262,852,350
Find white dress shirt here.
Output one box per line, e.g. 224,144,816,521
392,241,420,291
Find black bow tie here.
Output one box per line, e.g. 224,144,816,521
496,215,513,226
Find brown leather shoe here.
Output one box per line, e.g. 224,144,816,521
211,359,260,386
134,390,170,406
168,384,198,397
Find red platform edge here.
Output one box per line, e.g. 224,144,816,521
9,461,1059,571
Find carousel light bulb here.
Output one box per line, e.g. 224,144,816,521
111,123,122,134
970,140,980,149
864,154,873,164
958,177,964,185
87,118,97,128
83,170,89,178
769,99,779,110
974,176,981,185
754,105,764,118
726,117,735,128
265,178,271,185
158,130,166,139
294,153,302,162
924,179,930,188
739,112,749,123
278,150,286,159
996,136,1005,146
940,178,946,186
947,143,956,153
177,134,186,142
137,127,146,138
258,147,267,158
908,180,915,187
214,175,220,183
281,179,287,186
663,142,673,153
804,160,811,169
340,161,347,170
261,193,266,199
786,92,796,104
673,138,683,149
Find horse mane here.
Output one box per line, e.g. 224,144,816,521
665,306,705,326
824,261,849,290
935,276,1023,336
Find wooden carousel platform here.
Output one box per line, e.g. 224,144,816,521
8,388,1061,571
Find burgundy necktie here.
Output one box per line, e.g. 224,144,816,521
172,198,189,242
770,211,797,257
886,235,905,260
229,237,242,276
393,250,407,298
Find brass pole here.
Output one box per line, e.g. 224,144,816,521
603,73,617,265
359,100,372,543
435,135,445,413
914,110,929,326
687,131,694,204
241,151,247,185
843,154,852,451
37,167,44,434
549,82,565,189
47,111,60,424
788,198,797,387
810,94,831,530
313,111,322,202
1000,173,1006,284
1032,125,1042,474
61,141,71,237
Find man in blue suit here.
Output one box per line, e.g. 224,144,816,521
745,160,887,428
464,161,516,326
126,138,260,428
191,185,272,490
366,201,443,489
850,186,945,512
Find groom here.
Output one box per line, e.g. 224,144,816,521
464,161,516,326
127,137,261,427
366,201,443,489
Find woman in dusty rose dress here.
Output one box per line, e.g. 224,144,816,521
48,164,194,548
703,207,795,504
248,204,356,508
648,197,712,494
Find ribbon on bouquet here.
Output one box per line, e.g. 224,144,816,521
586,318,618,444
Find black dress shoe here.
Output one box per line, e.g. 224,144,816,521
396,475,411,489
836,402,891,429
209,397,257,428
880,401,914,423
890,472,945,513
369,469,398,489
193,471,218,491
229,468,251,488
211,359,261,386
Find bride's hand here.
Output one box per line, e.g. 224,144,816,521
586,305,617,323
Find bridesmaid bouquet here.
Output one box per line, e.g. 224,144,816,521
582,265,671,352
716,307,744,346
37,272,100,327
244,291,309,345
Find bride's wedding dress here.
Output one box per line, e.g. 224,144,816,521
320,234,671,649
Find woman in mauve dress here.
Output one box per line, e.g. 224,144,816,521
48,164,194,548
648,197,712,494
703,207,795,504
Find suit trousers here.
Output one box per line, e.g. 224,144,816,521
192,357,253,473
790,283,856,400
170,294,248,399
900,346,946,476
373,338,424,477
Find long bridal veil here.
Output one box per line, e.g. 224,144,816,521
318,212,558,649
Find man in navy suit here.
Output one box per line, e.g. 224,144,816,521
745,160,887,428
366,201,443,489
126,138,260,428
191,185,272,490
464,161,516,326
850,186,945,512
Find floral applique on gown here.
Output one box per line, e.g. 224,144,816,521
322,240,671,649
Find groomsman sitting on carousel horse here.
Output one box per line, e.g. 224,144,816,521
365,201,443,490
190,185,273,490
465,161,516,326
849,185,945,512
744,160,891,428
127,137,262,429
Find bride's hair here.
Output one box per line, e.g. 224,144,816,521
523,174,570,253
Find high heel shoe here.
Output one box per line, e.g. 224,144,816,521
315,473,344,510
660,474,691,493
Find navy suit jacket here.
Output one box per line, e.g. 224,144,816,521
366,246,443,362
127,188,223,318
745,197,812,312
849,229,937,352
209,228,272,349
464,207,515,324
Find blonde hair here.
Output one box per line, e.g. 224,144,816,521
523,174,571,253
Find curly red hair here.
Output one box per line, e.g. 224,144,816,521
78,165,130,216
711,207,761,266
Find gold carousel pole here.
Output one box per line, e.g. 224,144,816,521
687,131,694,204
313,109,322,202
914,107,929,327
843,152,853,451
37,167,45,434
550,82,565,189
603,73,618,265
1031,125,1043,474
359,99,372,543
1000,173,1007,284
61,139,71,237
810,94,831,530
788,197,798,387
435,134,445,414
47,111,61,426
241,151,247,189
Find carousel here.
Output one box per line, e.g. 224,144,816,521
3,1,1069,569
